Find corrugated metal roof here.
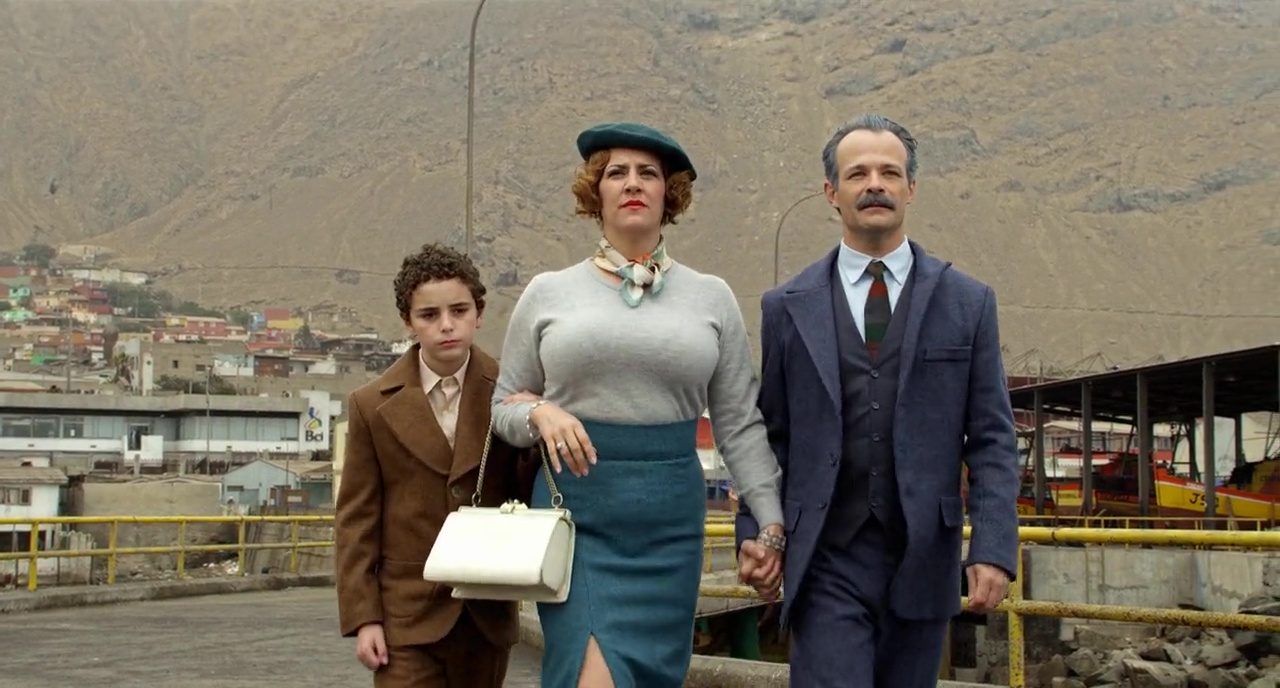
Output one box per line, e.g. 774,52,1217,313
260,459,332,476
0,466,69,485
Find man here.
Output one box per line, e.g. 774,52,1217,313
735,114,1021,687
335,243,537,687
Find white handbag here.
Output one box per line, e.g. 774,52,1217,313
422,420,575,603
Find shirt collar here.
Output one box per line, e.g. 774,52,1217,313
837,236,914,287
418,346,469,392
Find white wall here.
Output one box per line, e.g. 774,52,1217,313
0,435,316,457
213,361,255,378
0,484,62,531
170,439,305,454
0,436,124,454
0,530,94,586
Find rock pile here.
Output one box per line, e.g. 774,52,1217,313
1026,591,1280,688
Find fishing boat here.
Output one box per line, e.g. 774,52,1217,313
1152,457,1280,522
1093,452,1280,526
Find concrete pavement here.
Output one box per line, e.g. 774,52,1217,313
0,587,541,688
0,583,992,687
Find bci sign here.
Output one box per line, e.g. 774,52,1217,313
303,406,326,444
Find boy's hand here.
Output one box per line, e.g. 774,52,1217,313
355,623,388,671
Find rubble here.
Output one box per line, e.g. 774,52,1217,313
1013,589,1280,688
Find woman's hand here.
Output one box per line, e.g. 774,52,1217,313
529,402,597,477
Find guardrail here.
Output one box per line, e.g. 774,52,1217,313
1017,514,1273,531
0,515,333,592
703,523,1280,688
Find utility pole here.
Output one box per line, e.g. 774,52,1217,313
464,0,490,255
64,312,72,393
773,190,825,287
285,454,292,516
204,362,212,475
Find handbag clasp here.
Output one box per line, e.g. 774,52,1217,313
498,500,529,514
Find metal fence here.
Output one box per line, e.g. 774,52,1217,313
703,522,1280,688
0,515,333,591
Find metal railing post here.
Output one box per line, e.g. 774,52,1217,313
107,521,118,584
26,520,39,592
176,520,188,578
289,519,300,574
237,519,247,576
1008,542,1026,687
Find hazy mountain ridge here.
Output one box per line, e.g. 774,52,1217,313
1,0,1276,364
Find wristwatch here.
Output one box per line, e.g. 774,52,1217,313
756,530,786,553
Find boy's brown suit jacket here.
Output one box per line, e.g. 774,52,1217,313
334,343,538,648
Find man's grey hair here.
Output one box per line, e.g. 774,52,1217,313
821,114,919,187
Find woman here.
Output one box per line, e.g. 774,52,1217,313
490,121,785,688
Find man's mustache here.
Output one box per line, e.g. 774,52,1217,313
856,193,895,210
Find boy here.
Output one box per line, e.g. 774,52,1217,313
335,243,537,687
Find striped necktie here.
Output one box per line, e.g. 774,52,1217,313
864,260,892,357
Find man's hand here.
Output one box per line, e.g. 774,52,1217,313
738,525,784,602
965,563,1010,613
355,623,389,671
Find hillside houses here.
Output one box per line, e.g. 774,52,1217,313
0,262,398,399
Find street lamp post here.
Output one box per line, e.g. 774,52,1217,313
772,190,825,287
464,0,490,256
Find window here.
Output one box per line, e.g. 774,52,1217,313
32,418,59,438
126,424,150,451
0,488,32,506
62,417,85,438
0,416,32,438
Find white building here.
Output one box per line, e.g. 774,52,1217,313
221,458,333,510
0,464,67,547
0,390,342,467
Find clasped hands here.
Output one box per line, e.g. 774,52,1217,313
737,538,1009,610
738,524,784,601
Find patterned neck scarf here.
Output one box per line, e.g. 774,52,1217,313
591,235,674,307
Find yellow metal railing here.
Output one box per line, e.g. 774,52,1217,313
703,523,1280,688
0,514,742,591
702,539,737,573
1017,514,1273,531
0,515,334,592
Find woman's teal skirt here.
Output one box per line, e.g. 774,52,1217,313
532,418,707,688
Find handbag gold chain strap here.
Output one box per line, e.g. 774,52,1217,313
471,416,565,509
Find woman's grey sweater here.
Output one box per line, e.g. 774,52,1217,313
489,260,784,528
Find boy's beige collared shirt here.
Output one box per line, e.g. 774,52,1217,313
419,351,469,448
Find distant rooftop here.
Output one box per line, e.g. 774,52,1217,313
0,391,311,416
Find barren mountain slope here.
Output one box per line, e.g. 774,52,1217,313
2,0,1276,364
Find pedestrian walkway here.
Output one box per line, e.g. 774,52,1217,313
0,587,542,687
1,585,995,687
